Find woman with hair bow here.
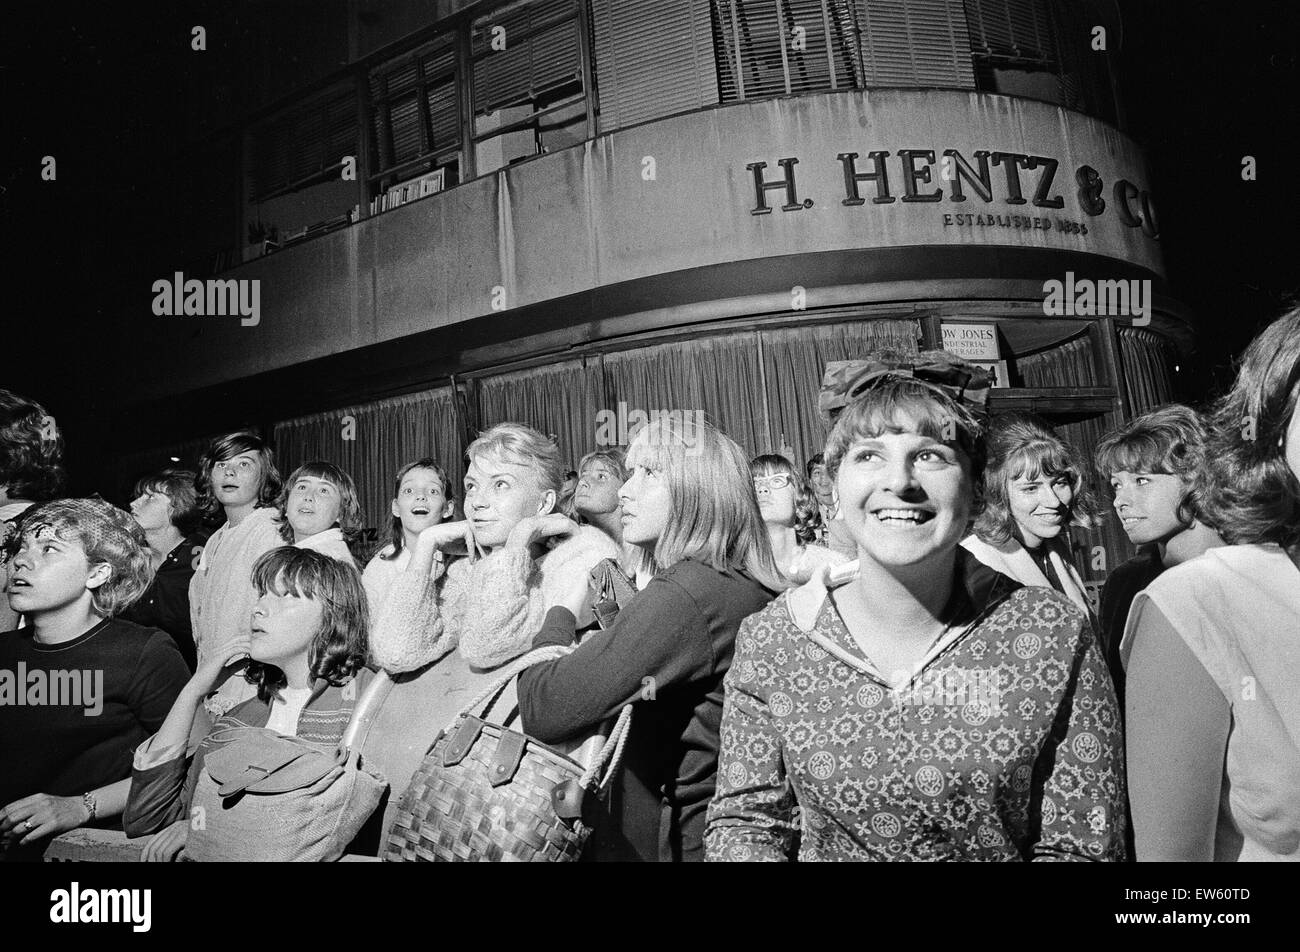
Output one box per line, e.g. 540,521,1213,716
706,352,1124,861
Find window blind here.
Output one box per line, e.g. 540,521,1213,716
589,0,720,132
370,37,460,175
248,85,358,201
472,15,583,116
856,0,975,88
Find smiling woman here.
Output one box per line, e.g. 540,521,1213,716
706,355,1126,862
962,415,1103,619
366,422,620,724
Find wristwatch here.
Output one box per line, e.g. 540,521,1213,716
82,791,98,823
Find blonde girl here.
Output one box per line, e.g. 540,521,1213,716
517,415,780,862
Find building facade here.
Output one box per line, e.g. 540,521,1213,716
122,0,1189,593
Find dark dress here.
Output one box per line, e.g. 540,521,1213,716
121,534,205,670
518,558,775,862
1097,547,1164,709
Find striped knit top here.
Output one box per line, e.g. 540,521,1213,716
123,670,371,838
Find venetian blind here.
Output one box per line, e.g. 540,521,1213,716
370,38,459,172
248,85,357,201
713,0,864,102
589,0,720,132
471,0,583,116
856,0,975,88
965,0,1058,62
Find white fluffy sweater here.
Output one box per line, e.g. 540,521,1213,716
369,525,621,674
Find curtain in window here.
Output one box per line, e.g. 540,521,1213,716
1117,326,1177,414
469,320,918,475
760,317,920,466
1015,331,1096,387
271,388,462,532
474,357,606,468
600,333,771,457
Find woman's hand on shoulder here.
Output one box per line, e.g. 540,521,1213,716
506,513,581,552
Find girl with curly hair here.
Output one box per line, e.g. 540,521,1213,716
124,546,370,861
0,389,67,631
962,414,1103,619
1124,307,1300,861
0,499,189,861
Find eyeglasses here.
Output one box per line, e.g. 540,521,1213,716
752,474,793,491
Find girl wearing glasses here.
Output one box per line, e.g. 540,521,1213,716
750,454,845,583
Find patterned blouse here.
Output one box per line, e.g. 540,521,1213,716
705,584,1126,861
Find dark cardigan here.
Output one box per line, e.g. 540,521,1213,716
518,558,774,862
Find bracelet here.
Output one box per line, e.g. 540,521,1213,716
82,791,98,823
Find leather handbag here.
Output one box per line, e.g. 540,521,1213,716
185,727,387,862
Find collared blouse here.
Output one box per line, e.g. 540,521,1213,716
705,583,1126,861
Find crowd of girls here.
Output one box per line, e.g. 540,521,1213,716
1,305,1297,862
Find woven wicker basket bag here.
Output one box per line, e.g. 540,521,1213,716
383,645,631,862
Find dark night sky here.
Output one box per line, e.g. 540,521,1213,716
2,1,1297,494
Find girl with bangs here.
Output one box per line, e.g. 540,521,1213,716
362,457,455,626
125,546,370,861
1124,307,1300,862
705,353,1125,861
517,416,781,862
275,461,364,567
189,431,284,717
750,453,846,583
1093,406,1223,705
962,415,1103,619
571,447,628,549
